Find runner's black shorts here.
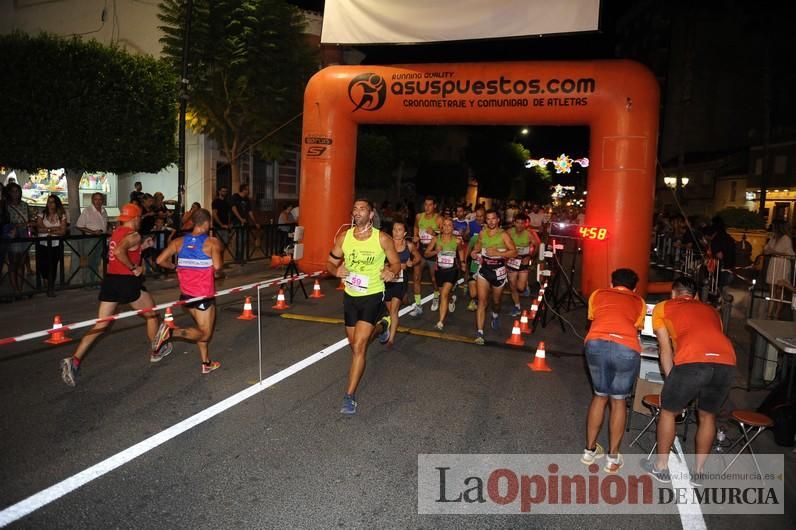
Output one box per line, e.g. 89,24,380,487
435,266,459,286
384,281,407,302
476,264,507,288
180,293,216,311
661,362,735,414
343,292,385,327
99,274,146,305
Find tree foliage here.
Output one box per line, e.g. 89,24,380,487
466,132,549,200
158,0,318,189
0,31,177,220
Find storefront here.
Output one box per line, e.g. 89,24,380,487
3,168,118,210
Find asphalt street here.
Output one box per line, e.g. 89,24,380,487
0,270,793,529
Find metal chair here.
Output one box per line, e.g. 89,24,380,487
721,409,774,477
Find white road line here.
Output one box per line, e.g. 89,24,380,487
671,437,707,530
0,291,435,527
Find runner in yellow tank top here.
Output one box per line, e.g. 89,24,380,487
328,199,401,415
425,217,466,331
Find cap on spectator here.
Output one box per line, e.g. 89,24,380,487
118,203,142,221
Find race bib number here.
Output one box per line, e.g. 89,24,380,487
345,272,370,293
387,268,404,283
516,246,530,256
495,266,507,282
420,230,433,244
507,258,522,269
437,251,456,269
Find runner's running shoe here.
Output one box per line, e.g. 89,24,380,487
151,320,172,353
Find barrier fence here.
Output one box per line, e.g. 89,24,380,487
0,223,296,301
0,270,324,346
651,232,796,313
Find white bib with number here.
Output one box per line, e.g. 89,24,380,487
345,272,370,293
507,258,522,269
420,230,433,244
437,250,456,269
495,266,507,282
516,246,530,256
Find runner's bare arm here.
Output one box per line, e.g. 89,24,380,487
380,231,401,277
209,237,224,271
327,233,346,277
155,238,182,270
471,233,482,259
424,236,439,258
413,213,421,242
407,241,423,267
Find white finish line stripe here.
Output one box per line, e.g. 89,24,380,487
671,437,707,530
0,291,436,527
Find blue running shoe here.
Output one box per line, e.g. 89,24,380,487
510,305,521,318
340,394,358,415
490,314,500,330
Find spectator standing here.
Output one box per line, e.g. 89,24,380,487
764,220,795,320
181,202,201,231
130,181,144,204
4,182,33,296
231,184,260,262
211,187,231,254
36,194,68,296
75,192,108,286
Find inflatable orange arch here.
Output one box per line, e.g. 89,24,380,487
298,60,659,296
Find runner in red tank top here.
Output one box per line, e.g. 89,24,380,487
60,203,172,387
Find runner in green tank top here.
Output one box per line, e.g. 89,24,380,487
412,196,443,317
424,218,465,331
328,199,401,415
470,209,517,345
506,213,541,317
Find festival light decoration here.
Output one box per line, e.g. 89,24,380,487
525,153,589,174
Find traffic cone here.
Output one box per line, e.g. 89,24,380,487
310,279,325,299
336,278,345,291
528,300,539,320
164,307,176,329
270,255,281,268
528,341,553,372
519,310,532,334
272,289,290,310
44,315,71,345
237,296,256,320
505,320,525,346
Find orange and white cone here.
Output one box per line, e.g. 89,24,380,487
528,301,539,320
237,296,256,320
272,289,290,310
519,310,532,334
44,315,71,345
528,341,553,372
164,307,176,329
505,320,525,346
310,279,325,299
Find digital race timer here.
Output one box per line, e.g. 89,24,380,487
549,222,609,240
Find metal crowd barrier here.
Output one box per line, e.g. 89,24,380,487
0,223,297,301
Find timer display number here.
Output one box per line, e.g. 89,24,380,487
578,226,608,240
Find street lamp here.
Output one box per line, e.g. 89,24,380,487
664,176,689,189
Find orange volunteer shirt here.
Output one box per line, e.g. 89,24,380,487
651,297,736,366
585,287,646,352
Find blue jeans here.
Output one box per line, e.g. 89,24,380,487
585,339,640,399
